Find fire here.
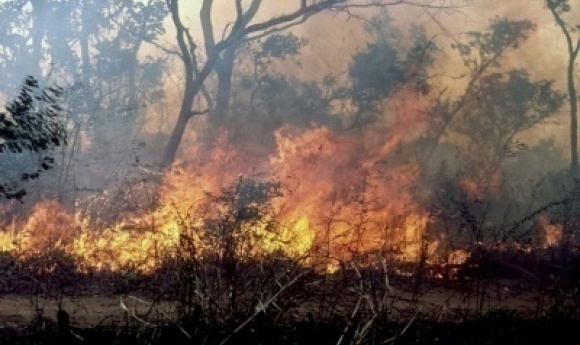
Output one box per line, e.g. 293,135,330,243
538,215,562,248
0,89,433,273
458,168,502,201
447,249,469,265
0,200,78,254
270,123,430,264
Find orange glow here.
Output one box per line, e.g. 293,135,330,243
0,200,77,254
447,249,468,265
0,89,434,273
538,215,563,248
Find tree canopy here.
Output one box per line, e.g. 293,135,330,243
0,76,66,200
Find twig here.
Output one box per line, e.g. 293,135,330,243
383,307,422,344
218,271,306,345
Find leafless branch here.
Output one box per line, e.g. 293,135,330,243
218,271,307,345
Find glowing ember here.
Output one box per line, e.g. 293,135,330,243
447,249,469,265
538,215,563,248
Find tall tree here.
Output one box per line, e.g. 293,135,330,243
0,0,167,121
162,0,464,167
346,12,436,127
420,18,536,167
0,0,167,200
546,0,580,179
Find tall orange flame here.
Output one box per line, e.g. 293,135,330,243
0,89,433,273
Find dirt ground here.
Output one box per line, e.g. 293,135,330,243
0,294,176,329
0,285,542,329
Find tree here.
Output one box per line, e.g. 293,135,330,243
441,69,564,242
0,0,168,202
0,76,66,200
420,18,537,168
233,32,339,140
347,12,436,127
452,69,564,167
381,17,566,250
161,0,464,167
546,0,580,179
0,0,167,127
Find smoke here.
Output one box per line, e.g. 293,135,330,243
0,0,576,265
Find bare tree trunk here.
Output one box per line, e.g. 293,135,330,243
212,48,237,127
567,50,579,179
127,46,141,119
162,82,197,166
161,1,465,167
161,38,223,166
547,0,580,179
161,0,377,167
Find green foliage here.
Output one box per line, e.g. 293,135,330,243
259,33,306,60
454,69,565,156
348,25,435,104
232,33,337,134
452,18,536,70
0,76,66,200
85,0,168,112
0,77,65,154
349,41,405,104
347,11,437,126
0,0,168,203
0,0,168,112
259,75,331,121
422,17,541,163
547,0,572,14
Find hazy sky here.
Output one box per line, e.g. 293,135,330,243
150,1,570,81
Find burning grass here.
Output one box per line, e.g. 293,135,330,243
1,124,579,344
0,122,439,274
2,231,579,344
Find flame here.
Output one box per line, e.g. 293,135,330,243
0,89,434,273
270,122,429,264
447,249,468,265
0,200,77,254
538,215,562,248
458,168,502,201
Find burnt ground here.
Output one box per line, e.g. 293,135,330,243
1,249,580,344
0,307,579,345
0,286,542,328
0,282,578,345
